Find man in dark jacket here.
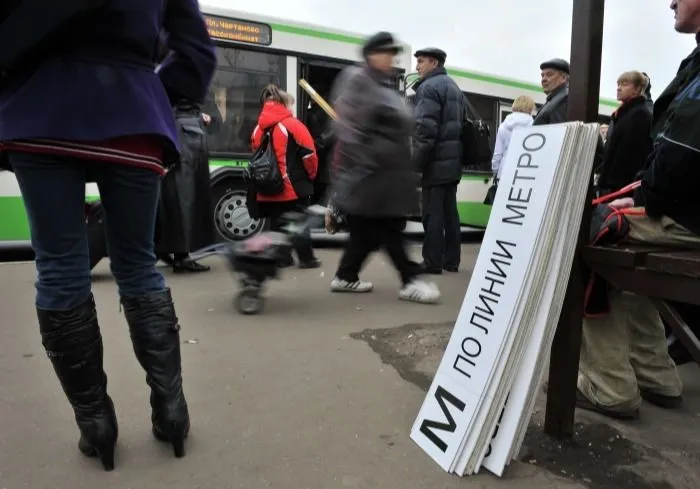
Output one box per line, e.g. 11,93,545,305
412,47,464,274
536,57,605,176
533,58,570,125
576,1,700,420
328,32,440,304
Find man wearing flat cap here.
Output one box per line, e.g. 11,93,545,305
411,47,465,274
533,58,570,125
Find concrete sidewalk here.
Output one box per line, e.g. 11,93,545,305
0,245,695,488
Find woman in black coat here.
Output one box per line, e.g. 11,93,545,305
598,71,653,196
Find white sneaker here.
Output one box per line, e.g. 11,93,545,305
399,280,441,304
330,277,374,293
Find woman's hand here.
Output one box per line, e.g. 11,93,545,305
608,197,635,209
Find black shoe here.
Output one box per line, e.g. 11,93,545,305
640,389,683,409
419,261,442,275
575,388,639,420
173,258,210,274
443,265,459,273
121,289,189,458
157,253,175,266
298,258,322,269
38,295,118,471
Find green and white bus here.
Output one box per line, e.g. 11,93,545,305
0,6,618,252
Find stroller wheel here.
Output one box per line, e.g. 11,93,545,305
235,289,265,315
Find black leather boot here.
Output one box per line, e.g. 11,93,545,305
37,295,118,471
121,289,189,458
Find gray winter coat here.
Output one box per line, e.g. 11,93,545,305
329,65,420,217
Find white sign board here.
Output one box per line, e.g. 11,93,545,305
409,125,568,473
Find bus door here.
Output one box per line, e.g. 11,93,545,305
296,58,350,124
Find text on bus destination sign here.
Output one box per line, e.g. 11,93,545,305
204,15,272,46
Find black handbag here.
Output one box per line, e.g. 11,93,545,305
483,178,498,205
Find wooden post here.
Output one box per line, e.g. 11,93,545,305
544,0,605,439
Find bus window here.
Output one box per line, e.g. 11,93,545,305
202,47,286,155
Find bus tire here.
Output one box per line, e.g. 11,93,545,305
210,177,268,243
87,202,108,270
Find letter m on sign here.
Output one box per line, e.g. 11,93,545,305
419,386,466,453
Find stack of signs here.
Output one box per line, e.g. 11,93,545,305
409,122,600,477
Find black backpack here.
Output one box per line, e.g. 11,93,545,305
460,96,493,171
245,127,284,196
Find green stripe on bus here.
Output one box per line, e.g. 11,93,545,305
204,13,618,110
262,19,618,108
457,201,491,228
0,197,30,240
269,22,364,45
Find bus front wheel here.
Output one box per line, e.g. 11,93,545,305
211,177,267,243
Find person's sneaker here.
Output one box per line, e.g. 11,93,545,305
330,277,373,293
399,280,441,304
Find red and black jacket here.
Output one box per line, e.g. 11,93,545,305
251,101,318,202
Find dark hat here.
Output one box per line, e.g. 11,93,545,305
414,47,447,64
362,31,403,57
539,58,570,74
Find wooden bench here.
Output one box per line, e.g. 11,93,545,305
583,245,700,364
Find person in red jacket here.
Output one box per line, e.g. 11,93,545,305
250,85,321,268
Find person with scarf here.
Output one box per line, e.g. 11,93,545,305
597,71,653,196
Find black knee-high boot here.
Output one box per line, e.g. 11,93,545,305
121,288,189,457
37,295,118,471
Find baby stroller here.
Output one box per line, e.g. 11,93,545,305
190,205,325,315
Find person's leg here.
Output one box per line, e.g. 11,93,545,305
381,217,419,286
381,217,441,304
421,186,444,273
626,293,683,408
93,163,189,458
442,183,461,272
292,200,321,269
9,152,117,470
266,205,295,267
577,291,641,418
332,215,375,292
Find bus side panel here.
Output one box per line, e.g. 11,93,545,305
456,172,493,228
0,171,32,241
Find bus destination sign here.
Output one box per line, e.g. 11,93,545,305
204,15,272,46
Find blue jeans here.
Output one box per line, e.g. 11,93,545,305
10,152,166,310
